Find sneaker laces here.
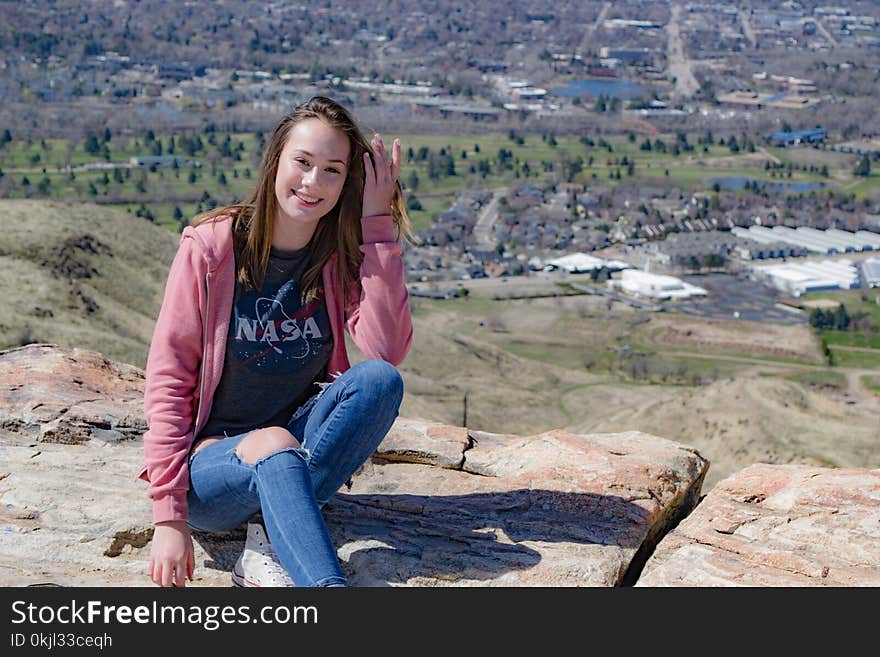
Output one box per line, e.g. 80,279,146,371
251,531,295,586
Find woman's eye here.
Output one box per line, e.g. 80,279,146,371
295,158,309,166
327,168,341,174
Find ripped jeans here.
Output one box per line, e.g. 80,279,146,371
185,359,404,587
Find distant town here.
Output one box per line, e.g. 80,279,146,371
1,0,878,324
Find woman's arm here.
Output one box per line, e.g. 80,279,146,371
344,134,412,365
142,232,205,525
344,213,413,365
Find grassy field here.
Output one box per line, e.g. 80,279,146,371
828,346,880,369
815,291,880,325
413,290,839,382
821,330,880,349
861,375,880,394
5,129,874,226
802,290,880,362
782,370,848,389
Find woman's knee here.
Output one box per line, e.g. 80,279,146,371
235,427,301,464
353,359,404,401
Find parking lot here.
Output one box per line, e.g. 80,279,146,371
675,273,806,324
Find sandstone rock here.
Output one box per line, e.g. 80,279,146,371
0,344,709,586
0,344,221,586
636,464,880,586
0,344,146,444
325,424,708,586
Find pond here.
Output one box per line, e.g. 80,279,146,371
707,176,836,193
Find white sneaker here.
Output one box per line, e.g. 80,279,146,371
231,522,296,587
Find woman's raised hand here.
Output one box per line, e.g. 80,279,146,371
362,133,400,217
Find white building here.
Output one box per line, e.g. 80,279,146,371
733,226,879,255
609,269,708,300
543,253,630,273
752,259,860,297
863,258,880,288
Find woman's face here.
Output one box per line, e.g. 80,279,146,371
274,117,350,231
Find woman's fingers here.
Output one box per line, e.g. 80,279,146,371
390,138,401,182
152,562,162,586
363,133,400,215
363,151,376,187
371,138,386,184
187,549,195,582
161,562,173,588
174,563,187,588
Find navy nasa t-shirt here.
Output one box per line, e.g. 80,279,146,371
197,245,333,440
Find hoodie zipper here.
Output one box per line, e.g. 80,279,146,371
193,271,211,435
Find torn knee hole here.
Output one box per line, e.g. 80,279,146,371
236,444,309,464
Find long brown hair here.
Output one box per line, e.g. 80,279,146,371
193,96,412,304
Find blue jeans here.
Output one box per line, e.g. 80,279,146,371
186,359,404,587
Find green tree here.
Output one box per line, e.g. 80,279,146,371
84,135,101,155
854,157,871,177
833,304,850,330
406,170,420,191
820,337,833,365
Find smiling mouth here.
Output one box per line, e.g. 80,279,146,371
293,190,322,206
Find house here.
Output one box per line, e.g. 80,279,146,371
770,127,827,146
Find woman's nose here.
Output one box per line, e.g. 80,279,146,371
302,167,318,186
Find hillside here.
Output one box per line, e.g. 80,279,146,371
2,200,878,493
0,200,177,368
391,294,880,491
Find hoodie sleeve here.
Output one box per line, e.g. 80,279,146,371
343,214,413,366
142,232,205,524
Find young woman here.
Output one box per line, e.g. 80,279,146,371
138,96,413,587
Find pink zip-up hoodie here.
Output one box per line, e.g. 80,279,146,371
138,213,412,524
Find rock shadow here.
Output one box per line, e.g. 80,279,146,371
192,488,656,587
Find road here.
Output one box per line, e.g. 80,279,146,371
472,189,503,251
580,1,611,54
738,9,757,48
813,18,838,46
5,161,147,174
666,2,700,99
757,146,781,165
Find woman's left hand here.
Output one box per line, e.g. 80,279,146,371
362,133,400,217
